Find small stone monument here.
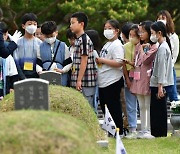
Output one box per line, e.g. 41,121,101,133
14,78,49,110
39,71,61,85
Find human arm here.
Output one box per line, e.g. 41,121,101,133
13,50,26,80
55,44,73,73
96,44,124,67
141,44,157,65
157,47,169,86
76,55,88,90
123,62,132,89
170,33,179,65
157,83,165,99
96,57,123,67
0,30,17,58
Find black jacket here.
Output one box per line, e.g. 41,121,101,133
0,30,17,58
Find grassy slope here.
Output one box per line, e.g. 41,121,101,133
0,111,103,154
0,85,104,141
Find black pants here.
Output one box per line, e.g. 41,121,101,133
99,78,124,135
150,87,167,137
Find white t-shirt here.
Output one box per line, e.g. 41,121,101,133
98,39,124,88
169,33,179,66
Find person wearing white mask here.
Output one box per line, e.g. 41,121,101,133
123,24,140,139
150,21,174,137
13,13,42,80
96,19,124,135
157,10,179,102
40,21,70,86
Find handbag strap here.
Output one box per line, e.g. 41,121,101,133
47,41,61,70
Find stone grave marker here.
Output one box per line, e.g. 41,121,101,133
39,71,61,85
14,78,49,110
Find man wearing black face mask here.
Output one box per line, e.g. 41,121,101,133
0,29,20,58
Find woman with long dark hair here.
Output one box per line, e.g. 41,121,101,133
150,21,174,137
157,10,179,102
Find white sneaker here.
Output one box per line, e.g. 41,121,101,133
137,131,155,139
137,131,144,139
125,131,137,139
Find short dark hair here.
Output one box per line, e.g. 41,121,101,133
71,12,88,29
121,22,133,39
130,24,139,37
86,29,101,51
21,13,38,24
0,22,8,33
41,21,57,35
66,28,76,39
139,20,154,44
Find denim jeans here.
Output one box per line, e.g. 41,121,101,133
165,67,179,102
124,87,137,129
82,87,96,108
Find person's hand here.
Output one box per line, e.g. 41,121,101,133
8,30,22,44
126,79,132,89
76,80,82,91
96,58,103,68
123,59,129,64
96,57,105,64
38,71,43,74
157,85,165,99
54,68,64,73
142,43,150,48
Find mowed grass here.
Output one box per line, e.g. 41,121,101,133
0,111,104,154
0,85,105,141
105,137,180,154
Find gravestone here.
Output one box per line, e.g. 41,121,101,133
39,71,61,85
14,78,49,110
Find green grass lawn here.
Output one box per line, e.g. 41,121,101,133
104,136,180,154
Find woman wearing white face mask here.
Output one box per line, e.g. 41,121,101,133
150,21,174,137
157,10,179,102
129,21,157,139
13,13,42,80
123,24,140,139
96,19,124,135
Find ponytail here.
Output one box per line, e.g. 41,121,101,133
151,21,172,56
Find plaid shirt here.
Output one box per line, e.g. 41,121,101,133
71,33,97,87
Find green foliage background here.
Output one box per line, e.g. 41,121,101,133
0,0,179,60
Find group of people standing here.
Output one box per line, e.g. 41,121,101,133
0,10,179,139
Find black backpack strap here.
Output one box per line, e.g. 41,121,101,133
81,33,87,55
47,41,61,70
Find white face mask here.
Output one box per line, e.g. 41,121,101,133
104,29,115,40
25,25,37,34
150,35,158,43
129,37,139,45
45,36,56,44
157,19,167,25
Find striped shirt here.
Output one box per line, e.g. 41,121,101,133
71,33,97,87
